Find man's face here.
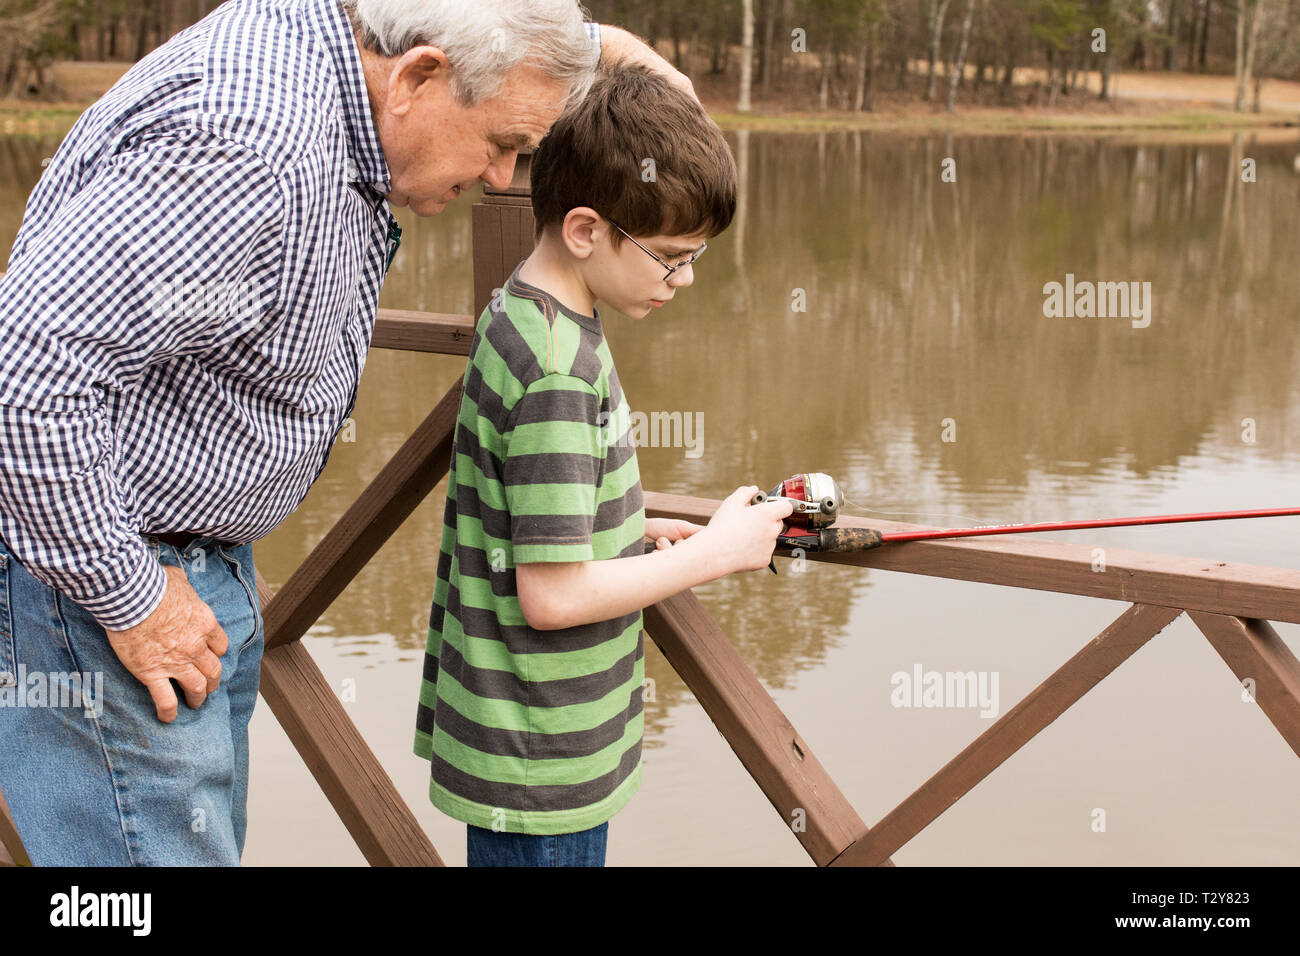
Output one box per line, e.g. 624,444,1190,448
376,54,570,216
586,224,710,320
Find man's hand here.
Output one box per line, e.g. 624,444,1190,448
645,517,704,551
598,25,699,103
104,565,229,723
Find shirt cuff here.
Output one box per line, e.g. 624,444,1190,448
75,540,169,631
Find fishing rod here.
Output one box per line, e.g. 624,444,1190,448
750,473,1300,571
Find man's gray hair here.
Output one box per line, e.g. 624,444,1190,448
341,0,599,108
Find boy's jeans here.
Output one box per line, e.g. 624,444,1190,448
0,533,264,866
467,821,608,867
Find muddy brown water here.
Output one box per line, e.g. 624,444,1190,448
3,129,1299,865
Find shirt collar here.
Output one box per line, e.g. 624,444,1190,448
309,0,390,191
507,263,604,335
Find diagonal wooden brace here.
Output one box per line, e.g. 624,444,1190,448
644,589,890,866
829,602,1184,866
1188,612,1300,757
262,381,462,651
0,783,31,866
255,573,443,866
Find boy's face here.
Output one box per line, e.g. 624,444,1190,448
585,222,710,320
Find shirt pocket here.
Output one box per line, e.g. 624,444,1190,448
0,554,15,689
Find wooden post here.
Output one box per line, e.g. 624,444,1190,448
472,152,536,316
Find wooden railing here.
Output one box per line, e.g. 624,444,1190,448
3,157,1299,867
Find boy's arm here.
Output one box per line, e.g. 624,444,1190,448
516,487,792,632
502,374,791,631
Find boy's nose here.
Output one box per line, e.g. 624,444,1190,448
668,263,695,287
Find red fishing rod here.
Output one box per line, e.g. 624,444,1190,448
880,507,1300,543
751,473,1300,570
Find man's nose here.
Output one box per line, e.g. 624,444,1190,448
481,153,518,191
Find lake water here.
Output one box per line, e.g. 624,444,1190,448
2,128,1299,865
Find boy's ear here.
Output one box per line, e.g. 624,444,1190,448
559,207,608,261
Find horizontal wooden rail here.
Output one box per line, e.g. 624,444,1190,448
373,309,474,355
645,492,1300,624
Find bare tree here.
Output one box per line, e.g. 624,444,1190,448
739,0,754,110
946,0,978,110
1234,0,1263,110
925,0,953,100
0,0,62,95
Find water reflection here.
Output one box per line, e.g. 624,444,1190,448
4,128,1299,863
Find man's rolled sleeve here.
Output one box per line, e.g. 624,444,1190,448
0,131,284,630
503,375,604,563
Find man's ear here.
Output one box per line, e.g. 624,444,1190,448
560,207,606,260
386,45,451,116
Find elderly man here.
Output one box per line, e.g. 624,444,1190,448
0,0,689,866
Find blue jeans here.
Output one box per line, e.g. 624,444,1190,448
0,533,264,865
467,821,608,867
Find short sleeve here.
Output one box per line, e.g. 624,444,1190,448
503,374,604,563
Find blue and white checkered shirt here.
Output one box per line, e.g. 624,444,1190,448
0,0,393,631
0,2,602,632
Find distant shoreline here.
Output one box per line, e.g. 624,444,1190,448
1,60,1296,141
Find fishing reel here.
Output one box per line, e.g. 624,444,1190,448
750,472,843,531
749,473,882,572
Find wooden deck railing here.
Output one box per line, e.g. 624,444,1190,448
3,156,1299,867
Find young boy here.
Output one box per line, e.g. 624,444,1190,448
413,64,793,867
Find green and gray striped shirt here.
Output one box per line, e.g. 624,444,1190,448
414,263,646,835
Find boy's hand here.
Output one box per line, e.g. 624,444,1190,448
645,517,703,551
697,486,794,574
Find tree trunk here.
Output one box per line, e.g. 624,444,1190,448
925,0,952,101
1235,0,1261,111
945,0,976,112
1242,0,1262,108
1252,73,1263,112
1197,0,1212,71
96,0,106,61
1100,44,1113,99
865,20,878,110
1164,0,1179,70
760,0,778,102
738,0,754,111
134,4,152,61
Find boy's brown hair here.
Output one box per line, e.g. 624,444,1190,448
529,63,736,245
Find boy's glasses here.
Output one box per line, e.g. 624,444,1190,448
606,218,707,281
